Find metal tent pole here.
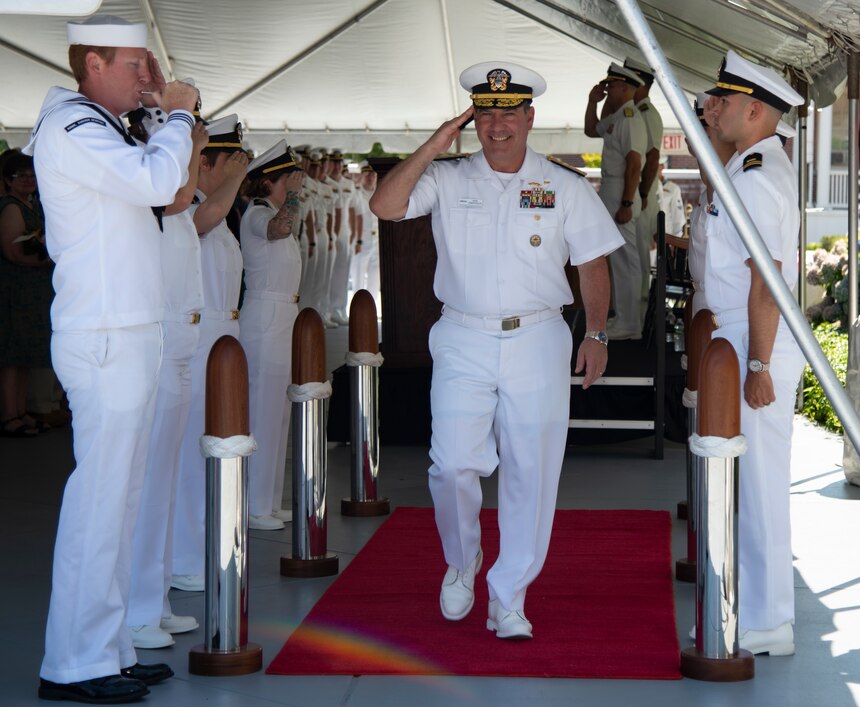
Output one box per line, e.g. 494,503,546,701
848,53,859,330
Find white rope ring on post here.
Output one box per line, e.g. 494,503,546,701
345,351,384,367
681,353,688,371
288,380,332,403
688,433,747,459
682,387,698,410
199,434,258,459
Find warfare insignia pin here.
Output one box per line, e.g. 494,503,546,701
487,68,511,92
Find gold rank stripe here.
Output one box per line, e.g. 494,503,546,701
262,161,298,174
715,81,754,95
207,141,243,148
471,92,532,100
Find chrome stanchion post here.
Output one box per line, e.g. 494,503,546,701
677,297,693,522
680,337,754,682
189,335,263,676
342,289,390,517
281,308,339,577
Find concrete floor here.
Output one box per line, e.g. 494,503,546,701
1,325,858,706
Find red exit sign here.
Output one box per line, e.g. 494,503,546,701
662,132,688,154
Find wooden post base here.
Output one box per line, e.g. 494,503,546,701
188,643,262,676
677,500,688,520
680,647,755,681
281,552,339,578
341,497,390,517
675,557,696,583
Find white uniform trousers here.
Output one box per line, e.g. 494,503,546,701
127,320,199,627
322,234,339,317
427,314,572,612
172,318,240,576
41,323,162,683
349,236,381,309
297,227,312,308
600,179,643,337
637,186,660,317
329,228,352,318
240,295,297,517
714,321,805,630
309,233,331,314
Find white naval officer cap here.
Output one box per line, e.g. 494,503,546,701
601,62,645,88
623,57,655,86
459,61,546,108
247,140,303,179
776,120,796,139
205,114,243,151
67,15,147,48
705,50,803,113
308,148,324,166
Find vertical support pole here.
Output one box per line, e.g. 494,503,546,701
654,212,666,460
795,78,809,410
848,53,860,329
677,296,694,521
190,335,262,676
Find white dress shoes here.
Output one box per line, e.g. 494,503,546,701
487,599,533,640
249,514,285,530
130,625,175,649
440,549,483,621
739,622,795,656
160,613,199,634
272,508,293,523
170,574,204,592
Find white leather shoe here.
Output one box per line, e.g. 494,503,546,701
332,313,350,325
170,574,204,592
739,622,795,656
130,625,175,649
487,599,533,640
249,514,285,530
272,508,293,523
160,613,198,634
440,549,483,621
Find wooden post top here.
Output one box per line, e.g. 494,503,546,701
293,308,327,385
688,309,718,393
205,335,250,437
348,289,379,354
698,337,741,438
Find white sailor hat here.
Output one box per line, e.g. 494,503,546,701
623,57,654,86
206,114,243,151
247,140,302,179
459,61,546,109
601,62,645,88
706,50,803,113
67,15,147,48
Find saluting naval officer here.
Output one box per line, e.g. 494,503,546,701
702,50,805,656
371,62,622,639
584,63,647,340
24,14,198,703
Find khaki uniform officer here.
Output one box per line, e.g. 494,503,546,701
371,61,622,639
585,64,647,340
26,14,197,702
703,49,805,656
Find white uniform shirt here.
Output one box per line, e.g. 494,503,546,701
596,100,647,184
703,136,798,317
659,179,686,236
313,180,332,241
161,209,204,316
189,190,243,312
27,87,193,330
360,187,377,240
687,186,708,288
240,198,302,295
404,148,624,316
637,98,663,159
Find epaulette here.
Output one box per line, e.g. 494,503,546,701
546,155,586,177
743,153,763,172
435,152,470,161
638,103,650,112
624,107,635,118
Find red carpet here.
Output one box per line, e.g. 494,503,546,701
267,507,681,679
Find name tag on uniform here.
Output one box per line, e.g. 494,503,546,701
458,197,483,208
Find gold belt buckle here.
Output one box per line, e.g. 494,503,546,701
190,312,201,325
292,294,300,304
501,317,520,331
230,309,239,320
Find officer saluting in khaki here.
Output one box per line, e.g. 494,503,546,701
371,62,622,639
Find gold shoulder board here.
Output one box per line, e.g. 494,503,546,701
547,155,586,176
743,153,763,172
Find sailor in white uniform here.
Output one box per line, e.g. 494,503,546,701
657,158,685,237
26,14,197,702
585,64,648,340
371,61,622,639
327,150,353,324
239,141,305,530
702,50,805,656
171,115,248,591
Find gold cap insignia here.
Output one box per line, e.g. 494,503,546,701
487,68,511,92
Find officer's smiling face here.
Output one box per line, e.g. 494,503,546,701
100,47,151,115
475,105,534,172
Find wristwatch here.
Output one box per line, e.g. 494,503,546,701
748,359,770,373
584,330,608,346
621,199,635,207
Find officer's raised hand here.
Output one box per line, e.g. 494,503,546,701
427,106,475,154
588,84,607,104
158,80,199,115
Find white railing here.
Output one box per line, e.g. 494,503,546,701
830,169,858,208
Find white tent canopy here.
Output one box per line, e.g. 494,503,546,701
0,0,858,155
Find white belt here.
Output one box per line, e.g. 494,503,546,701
162,311,201,325
201,309,240,321
441,305,560,332
243,290,299,304
713,308,747,328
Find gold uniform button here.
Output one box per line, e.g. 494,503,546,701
533,214,541,221
530,235,542,247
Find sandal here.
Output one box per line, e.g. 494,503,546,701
1,416,40,438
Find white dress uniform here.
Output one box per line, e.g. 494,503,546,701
239,198,302,518
328,175,354,320
658,178,686,237
310,178,334,314
127,208,203,629
323,174,344,318
687,187,709,316
27,86,193,683
172,193,243,577
350,185,381,306
403,147,623,611
596,99,647,338
703,135,805,631
635,97,663,309
297,179,317,307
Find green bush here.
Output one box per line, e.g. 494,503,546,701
806,235,847,252
801,321,848,433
